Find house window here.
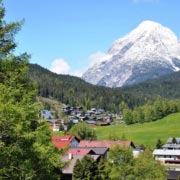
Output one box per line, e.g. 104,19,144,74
164,155,166,158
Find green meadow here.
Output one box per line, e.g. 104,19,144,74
95,113,180,148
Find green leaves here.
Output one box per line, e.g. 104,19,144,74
133,149,166,180
0,2,64,179
73,156,99,180
105,146,134,180
67,123,96,140
98,147,166,180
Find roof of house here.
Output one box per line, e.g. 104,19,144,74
51,135,79,149
153,149,180,156
67,148,94,155
67,147,108,156
62,154,100,174
90,147,109,155
167,138,180,144
167,170,180,180
163,144,180,149
78,140,135,148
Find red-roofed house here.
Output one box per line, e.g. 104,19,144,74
61,140,136,179
67,148,95,155
78,140,136,149
51,135,79,149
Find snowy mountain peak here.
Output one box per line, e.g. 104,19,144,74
137,20,162,30
82,21,180,87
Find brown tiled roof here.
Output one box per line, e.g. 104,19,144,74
78,140,135,148
67,148,93,155
68,147,108,155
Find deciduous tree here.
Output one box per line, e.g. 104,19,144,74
73,156,99,180
0,1,64,179
133,149,166,180
68,123,96,140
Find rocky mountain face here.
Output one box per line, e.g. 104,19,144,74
82,21,180,87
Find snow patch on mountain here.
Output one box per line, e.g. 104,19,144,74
82,20,180,87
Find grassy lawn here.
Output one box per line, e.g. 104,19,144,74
95,113,180,148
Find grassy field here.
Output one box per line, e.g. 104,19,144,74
95,113,180,148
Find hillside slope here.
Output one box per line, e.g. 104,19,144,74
122,71,180,99
96,113,180,147
28,64,148,111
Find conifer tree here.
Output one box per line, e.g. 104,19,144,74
156,139,163,149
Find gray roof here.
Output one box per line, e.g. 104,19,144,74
167,170,180,180
153,149,180,156
163,144,180,149
90,147,108,155
62,154,100,174
167,138,180,144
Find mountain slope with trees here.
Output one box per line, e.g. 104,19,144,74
28,64,149,112
28,63,180,113
122,71,180,99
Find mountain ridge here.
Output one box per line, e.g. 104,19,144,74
82,20,180,87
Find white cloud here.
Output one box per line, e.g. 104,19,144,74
50,58,70,74
132,0,159,3
49,51,109,77
70,51,109,77
87,51,108,67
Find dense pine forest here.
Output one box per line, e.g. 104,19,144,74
28,64,150,112
122,71,180,99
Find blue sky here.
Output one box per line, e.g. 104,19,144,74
4,0,180,76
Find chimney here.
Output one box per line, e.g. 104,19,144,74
68,153,73,160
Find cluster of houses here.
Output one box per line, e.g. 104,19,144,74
50,136,180,180
62,106,121,125
41,106,123,132
42,110,180,179
51,135,140,180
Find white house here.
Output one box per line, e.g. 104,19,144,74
153,149,180,164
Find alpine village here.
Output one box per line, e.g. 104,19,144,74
1,1,180,180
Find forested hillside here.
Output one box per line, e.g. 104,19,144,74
28,64,150,112
122,71,180,99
